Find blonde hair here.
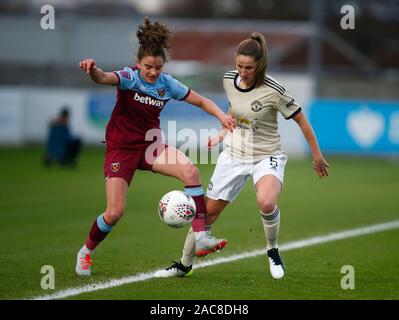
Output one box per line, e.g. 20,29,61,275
235,32,268,88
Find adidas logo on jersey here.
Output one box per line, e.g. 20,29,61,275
133,92,165,108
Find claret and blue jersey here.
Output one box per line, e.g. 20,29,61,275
105,66,190,150
115,66,190,102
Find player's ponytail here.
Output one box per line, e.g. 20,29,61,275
136,17,172,62
236,32,268,88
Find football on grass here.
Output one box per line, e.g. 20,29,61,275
158,190,196,228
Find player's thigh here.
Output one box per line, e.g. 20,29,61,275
207,151,250,202
152,145,197,181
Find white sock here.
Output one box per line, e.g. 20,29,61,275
194,230,207,241
260,206,280,250
180,226,213,267
80,245,93,256
180,227,196,267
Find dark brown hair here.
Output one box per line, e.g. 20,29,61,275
136,17,172,62
236,32,268,88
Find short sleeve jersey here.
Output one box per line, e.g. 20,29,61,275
223,71,301,162
105,66,190,150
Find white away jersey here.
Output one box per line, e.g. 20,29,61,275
223,70,301,162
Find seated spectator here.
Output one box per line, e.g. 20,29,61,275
43,107,81,167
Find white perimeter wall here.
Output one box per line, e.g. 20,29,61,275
0,73,313,156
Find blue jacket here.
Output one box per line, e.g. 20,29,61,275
46,122,73,161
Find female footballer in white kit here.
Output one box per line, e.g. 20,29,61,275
156,32,329,280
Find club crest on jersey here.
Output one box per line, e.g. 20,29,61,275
158,89,165,97
120,71,131,79
111,162,120,172
286,98,295,107
251,100,263,112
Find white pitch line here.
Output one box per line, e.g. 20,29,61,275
30,219,399,300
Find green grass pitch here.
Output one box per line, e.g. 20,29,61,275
0,147,398,300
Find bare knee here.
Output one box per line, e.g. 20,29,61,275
104,205,125,225
258,199,277,214
180,163,200,185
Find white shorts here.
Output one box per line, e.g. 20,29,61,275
206,151,288,202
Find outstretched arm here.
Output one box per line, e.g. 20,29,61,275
207,110,234,149
184,90,236,132
79,58,119,85
292,111,329,178
207,128,228,149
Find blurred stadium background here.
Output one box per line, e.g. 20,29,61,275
0,0,398,300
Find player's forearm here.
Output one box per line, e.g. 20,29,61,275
200,98,226,122
185,91,234,131
89,68,107,84
300,122,323,158
218,128,229,138
293,112,323,158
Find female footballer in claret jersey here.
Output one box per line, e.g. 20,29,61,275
75,18,236,276
157,32,329,280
